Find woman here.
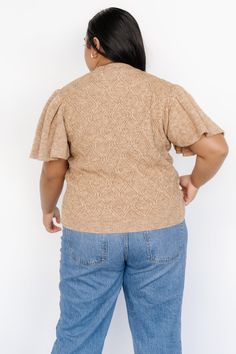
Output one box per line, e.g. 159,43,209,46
29,7,228,354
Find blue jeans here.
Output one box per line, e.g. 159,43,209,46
51,219,188,354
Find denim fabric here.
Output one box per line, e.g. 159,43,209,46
51,219,188,354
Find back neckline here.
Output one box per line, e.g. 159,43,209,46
92,61,133,73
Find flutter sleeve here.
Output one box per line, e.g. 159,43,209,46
29,89,70,161
165,83,225,156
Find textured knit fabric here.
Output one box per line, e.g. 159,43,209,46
29,62,225,233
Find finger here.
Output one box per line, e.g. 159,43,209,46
51,223,61,232
184,192,190,204
55,213,61,224
45,220,61,233
54,208,61,224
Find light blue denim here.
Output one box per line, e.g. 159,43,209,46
51,219,188,354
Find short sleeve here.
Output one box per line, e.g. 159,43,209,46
165,84,225,156
29,89,71,161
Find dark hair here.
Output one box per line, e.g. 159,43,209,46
86,7,146,71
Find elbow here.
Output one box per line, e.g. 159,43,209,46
199,143,229,161
208,137,229,159
217,142,229,157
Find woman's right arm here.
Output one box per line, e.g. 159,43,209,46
188,132,229,188
178,132,228,205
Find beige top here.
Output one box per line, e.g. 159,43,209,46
29,62,225,233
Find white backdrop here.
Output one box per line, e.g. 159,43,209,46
0,1,235,353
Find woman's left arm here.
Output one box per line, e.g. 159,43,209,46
40,159,69,233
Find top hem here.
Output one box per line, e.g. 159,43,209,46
61,214,186,234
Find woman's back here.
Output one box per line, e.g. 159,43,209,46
29,61,224,233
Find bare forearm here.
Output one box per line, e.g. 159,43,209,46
40,173,64,214
190,153,227,188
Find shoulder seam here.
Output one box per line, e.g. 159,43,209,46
55,88,78,112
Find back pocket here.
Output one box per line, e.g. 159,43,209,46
62,227,108,266
143,220,187,264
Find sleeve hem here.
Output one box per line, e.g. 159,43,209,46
29,152,69,162
174,128,225,156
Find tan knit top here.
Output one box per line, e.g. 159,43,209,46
29,62,225,233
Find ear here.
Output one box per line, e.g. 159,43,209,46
93,36,101,50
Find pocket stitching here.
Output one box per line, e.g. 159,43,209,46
144,222,185,264
63,228,108,266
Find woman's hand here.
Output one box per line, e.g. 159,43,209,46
43,206,62,233
179,174,199,205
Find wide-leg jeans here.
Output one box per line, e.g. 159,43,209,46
51,219,188,354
